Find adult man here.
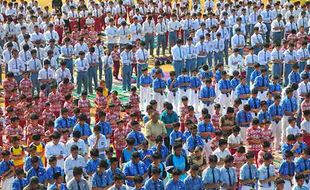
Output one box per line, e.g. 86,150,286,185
145,111,167,147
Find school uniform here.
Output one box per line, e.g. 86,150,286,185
0,160,15,190
281,97,298,144
46,166,64,182
167,20,180,49
244,54,258,84
271,19,285,44
142,20,155,56
288,71,301,85
236,83,251,106
12,178,28,190
258,163,276,190
270,49,284,78
236,110,253,140
279,160,296,190
177,74,191,101
8,58,25,83
135,48,149,88
19,50,31,64
295,157,310,188
240,163,258,190
171,45,185,77
153,78,166,112
254,74,270,101
166,77,179,112
44,30,60,43
28,58,42,93
218,79,232,111
139,74,152,112
231,34,245,55
47,183,67,190
297,47,309,72
283,50,298,86
155,21,167,56
105,25,118,52
186,134,205,152
64,154,86,182
117,26,130,49
213,38,225,65
27,166,48,184
73,123,92,145
220,166,237,190
24,156,44,172
60,45,74,81
123,160,147,188
120,50,132,91
258,49,271,70
75,58,89,94
195,41,207,68
127,130,146,147
86,52,99,94
189,76,202,110
74,43,89,56
184,175,204,190
144,178,165,190
55,67,71,84
228,54,243,75
199,85,216,114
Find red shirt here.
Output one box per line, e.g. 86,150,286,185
26,124,45,137
233,153,246,177
19,78,32,98
184,114,198,124
48,91,62,113
211,113,221,130
3,79,18,99
63,101,74,117
58,82,74,98
113,128,127,150
94,95,107,112
246,126,263,152
78,99,91,117
261,128,273,143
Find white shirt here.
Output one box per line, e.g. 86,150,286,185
183,44,197,59
284,50,298,64
254,22,268,34
270,49,284,63
258,50,271,66
245,54,259,67
227,134,243,145
88,134,108,155
155,22,167,35
212,39,225,52
45,141,67,169
55,67,72,83
171,45,185,61
8,58,25,76
117,26,130,44
102,55,114,69
74,43,89,55
212,148,231,162
38,68,56,80
231,34,245,49
86,52,99,65
286,125,301,136
271,19,285,32
301,120,310,133
167,20,180,32
143,20,155,34
195,41,209,57
298,81,310,98
64,154,86,182
297,48,309,62
30,31,45,42
251,33,264,47
130,23,143,41
27,58,42,72
228,54,243,75
75,58,89,72
61,45,74,58
135,48,149,64
66,139,87,156
105,25,118,44
19,50,31,63
44,30,60,42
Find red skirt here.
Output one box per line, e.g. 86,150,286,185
79,18,86,29
94,17,102,32
55,26,64,44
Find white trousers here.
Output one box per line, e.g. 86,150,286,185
140,86,152,112
271,120,282,150
1,177,14,190
153,92,166,112
257,91,268,101
167,91,179,112
219,93,231,113
282,116,289,144
189,89,200,111
283,180,293,190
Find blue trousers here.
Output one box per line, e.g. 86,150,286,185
214,52,224,65
107,44,115,52
246,67,254,85
254,46,262,55
283,64,292,86
98,58,103,80
224,40,229,65
183,30,189,41
197,57,207,69
77,71,88,94
207,53,213,68
173,60,184,77
31,73,40,94
300,62,306,72
157,34,167,56
145,34,154,55
169,32,177,50
272,63,283,78
265,23,271,43
88,67,98,94
122,65,132,91
137,64,147,88
65,59,74,82
104,68,112,92
185,59,196,73
272,32,282,45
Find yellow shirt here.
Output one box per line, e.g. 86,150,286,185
10,146,25,167
31,143,46,165
144,120,167,147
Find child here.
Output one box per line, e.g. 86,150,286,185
239,152,258,189
48,84,62,118
286,116,301,136
227,127,243,155
85,149,100,181
42,102,56,126
94,87,107,122
186,125,205,153
10,136,26,169
150,136,169,162
258,153,276,189
170,122,185,147
220,155,238,190
232,146,246,179
189,69,202,110
0,150,15,190
92,159,113,189
197,113,215,141
139,68,153,112
147,153,167,180
78,91,91,123
261,120,274,144
295,148,310,188
167,71,179,112
96,111,112,145
144,167,165,190
293,174,308,190
138,141,153,168
109,174,126,190
258,101,272,124
202,155,221,189
210,130,223,151
19,71,32,99
111,45,120,80
166,169,186,189
212,139,231,166
12,168,28,190
129,86,140,114
184,106,198,125
46,156,64,184
246,118,263,162
187,146,207,176
120,137,136,164
63,94,74,117
26,113,45,144
24,145,44,172
184,164,204,190
211,104,221,131
109,90,121,113
133,175,145,190
5,117,23,146
279,151,296,190
73,114,92,145
179,96,189,132
3,72,18,107
113,120,127,159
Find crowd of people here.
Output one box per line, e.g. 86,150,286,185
0,0,310,189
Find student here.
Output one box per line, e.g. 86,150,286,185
12,168,28,190
24,146,44,172
220,155,238,190
246,118,263,161
123,151,147,189
197,113,215,141
150,135,169,162
67,167,90,190
286,117,301,136
64,145,86,182
227,127,243,155
166,169,186,189
108,174,126,190
170,122,185,146
279,151,296,190
85,148,100,182
144,167,165,190
127,121,146,148
212,139,231,167
171,39,185,77
96,111,112,145
120,45,132,92
75,51,89,94
139,67,152,111
199,78,216,114
177,68,191,101
240,152,259,190
45,132,68,170
186,125,205,153
10,136,26,169
138,141,153,168
46,156,64,185
184,164,204,190
92,159,113,190
47,172,67,190
73,114,92,145
88,125,108,159
152,70,166,112
0,150,15,190
26,156,47,186
293,174,308,190
258,153,276,190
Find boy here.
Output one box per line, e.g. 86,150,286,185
46,156,64,185
186,125,205,153
220,155,238,190
108,174,126,190
170,122,185,146
133,175,144,190
0,150,15,190
199,78,216,114
227,127,243,155
88,125,108,160
48,172,67,190
279,151,296,190
73,114,92,144
85,149,100,183
286,117,301,136
258,101,272,124
246,118,263,160
293,174,308,190
197,114,215,141
10,136,26,169
295,148,310,187
190,69,202,110
27,156,47,185
202,155,221,189
12,168,28,190
166,169,185,189
240,152,258,190
212,139,231,167
184,164,204,190
96,111,112,144
92,160,113,189
258,153,276,189
147,153,167,180
24,146,44,172
167,71,179,113
144,167,165,190
139,67,152,112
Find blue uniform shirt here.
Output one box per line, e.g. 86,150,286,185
220,167,237,186
199,86,216,105
266,99,274,108
218,79,231,92
144,178,165,190
190,76,202,89
269,83,281,94
166,179,186,190
281,143,294,159
121,148,137,163
139,149,153,168
139,74,153,86
54,116,73,130
268,103,284,119
240,163,258,186
170,130,186,146
198,121,215,140
73,123,92,144
295,157,310,181
236,110,253,128
177,75,191,90
248,97,261,109
167,78,179,92
186,135,205,152
295,142,308,155
250,70,261,83
150,68,164,78
46,166,64,181
230,78,240,90
258,111,272,123
279,160,295,177
48,183,68,190
202,167,221,185
12,178,28,190
106,168,124,183
254,75,270,88
92,170,113,188
123,161,147,187
96,121,112,136
288,71,301,84
214,70,221,82
153,78,166,91
151,145,169,161
199,69,214,81
236,84,250,100
184,175,204,190
85,158,100,174
127,131,146,146
281,97,298,114
0,160,14,176
24,156,44,172
27,166,47,184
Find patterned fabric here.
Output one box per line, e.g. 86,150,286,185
19,79,32,98
48,91,62,113
246,127,263,152
78,99,91,117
